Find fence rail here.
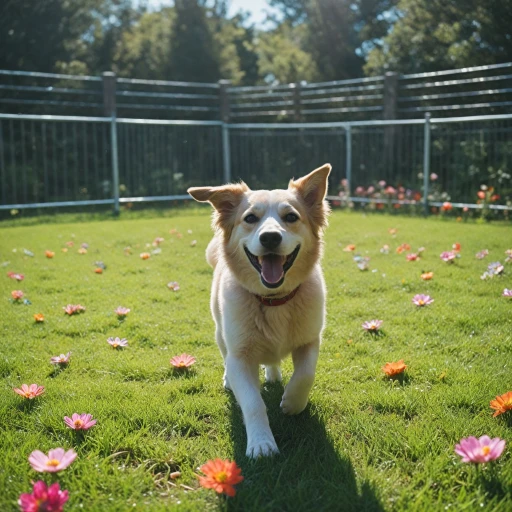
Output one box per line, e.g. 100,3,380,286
1,113,511,216
1,61,511,122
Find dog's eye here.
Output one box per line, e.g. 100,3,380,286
244,214,259,224
284,213,299,223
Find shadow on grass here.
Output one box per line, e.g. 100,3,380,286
226,382,383,512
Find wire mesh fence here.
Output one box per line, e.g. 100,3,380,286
1,113,511,215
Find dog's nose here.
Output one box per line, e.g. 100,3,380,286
259,231,282,250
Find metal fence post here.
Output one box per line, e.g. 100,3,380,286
345,124,352,198
292,82,302,122
422,113,431,216
219,80,231,183
102,71,119,215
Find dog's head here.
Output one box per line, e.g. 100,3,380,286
188,164,331,295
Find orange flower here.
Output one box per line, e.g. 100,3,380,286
395,243,411,254
45,251,55,258
452,242,461,252
343,244,356,252
477,191,486,199
421,272,434,281
11,290,24,300
382,360,407,377
94,268,103,274
198,459,244,497
441,202,453,211
388,228,397,235
490,391,512,417
140,252,151,260
34,313,45,323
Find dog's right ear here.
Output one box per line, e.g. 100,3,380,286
188,183,249,233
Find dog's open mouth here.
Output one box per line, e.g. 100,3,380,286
244,245,300,289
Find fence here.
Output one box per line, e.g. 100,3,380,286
1,112,511,214
1,62,512,122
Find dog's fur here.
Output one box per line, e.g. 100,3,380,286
187,164,331,458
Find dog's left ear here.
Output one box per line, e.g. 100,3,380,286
290,164,331,234
290,163,331,206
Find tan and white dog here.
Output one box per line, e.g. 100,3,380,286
187,164,331,458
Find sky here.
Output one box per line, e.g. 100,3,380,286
146,0,280,26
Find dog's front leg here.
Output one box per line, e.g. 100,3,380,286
281,339,319,415
225,355,279,458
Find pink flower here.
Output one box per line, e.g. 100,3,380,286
28,448,77,473
455,435,505,464
362,320,383,332
167,281,180,291
107,336,128,348
412,294,434,307
115,306,130,318
18,481,69,512
153,237,165,246
64,413,97,430
476,249,489,259
378,180,386,187
13,384,45,399
63,304,85,315
7,271,24,281
170,353,196,368
503,289,512,297
430,173,438,181
406,253,419,261
50,352,71,365
440,251,456,262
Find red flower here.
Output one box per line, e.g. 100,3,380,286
198,459,244,497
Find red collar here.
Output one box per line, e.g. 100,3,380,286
255,286,300,306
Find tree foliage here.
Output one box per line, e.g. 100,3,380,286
1,0,512,84
365,0,512,75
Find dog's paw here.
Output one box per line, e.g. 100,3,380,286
280,393,309,415
223,371,232,391
246,436,279,458
264,365,282,383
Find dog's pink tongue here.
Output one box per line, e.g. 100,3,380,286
261,254,286,284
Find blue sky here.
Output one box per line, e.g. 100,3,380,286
146,0,280,26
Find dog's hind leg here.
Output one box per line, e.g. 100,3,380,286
215,328,231,390
264,365,282,383
281,339,319,415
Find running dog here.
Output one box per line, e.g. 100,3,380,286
187,163,331,457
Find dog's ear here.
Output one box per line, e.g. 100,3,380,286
188,183,249,233
289,164,331,234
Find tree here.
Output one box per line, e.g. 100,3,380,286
168,0,220,82
258,23,319,84
364,0,512,75
114,8,175,79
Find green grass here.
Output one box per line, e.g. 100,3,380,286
1,210,511,511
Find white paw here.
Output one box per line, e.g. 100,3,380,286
246,435,279,458
223,372,232,391
264,365,282,383
280,393,309,415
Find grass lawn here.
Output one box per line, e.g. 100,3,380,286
1,209,511,512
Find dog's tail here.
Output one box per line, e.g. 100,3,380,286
206,236,220,269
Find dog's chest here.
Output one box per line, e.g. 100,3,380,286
250,303,317,362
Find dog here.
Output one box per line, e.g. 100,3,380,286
187,163,331,458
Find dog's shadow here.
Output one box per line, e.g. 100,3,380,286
226,382,384,512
